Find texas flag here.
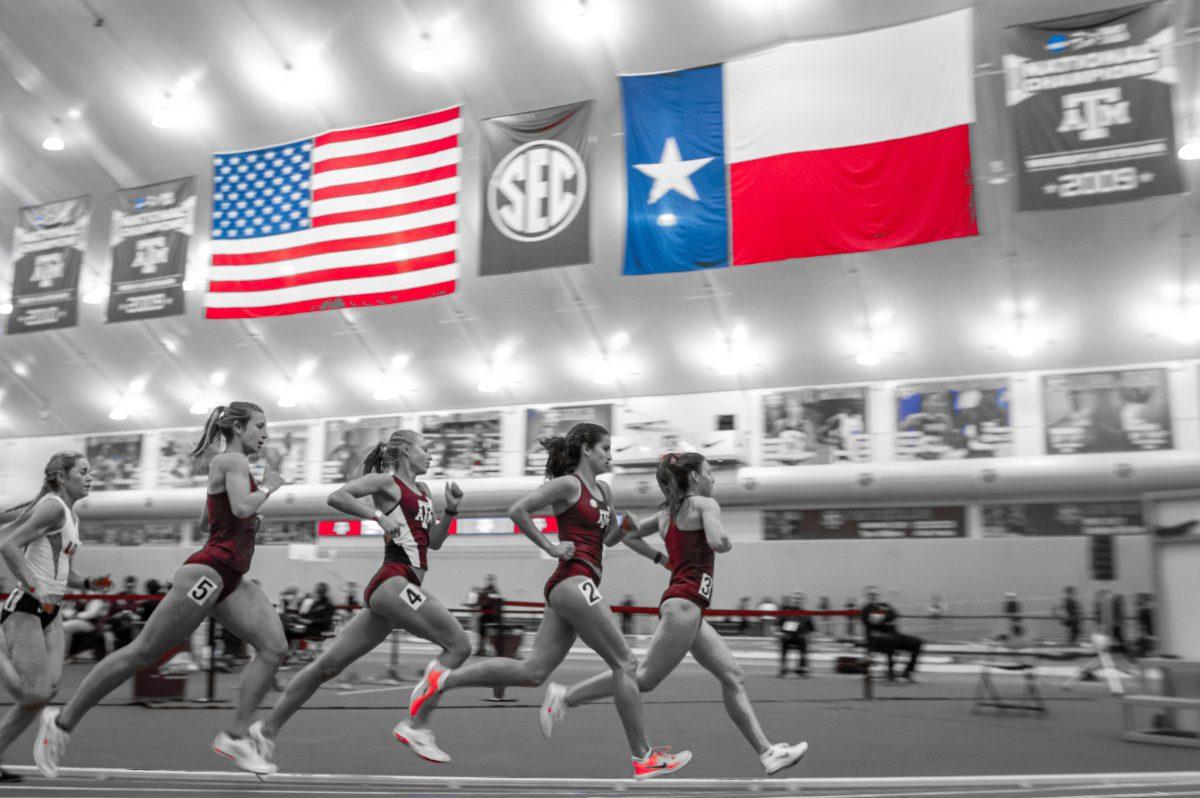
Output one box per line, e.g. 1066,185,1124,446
622,9,977,275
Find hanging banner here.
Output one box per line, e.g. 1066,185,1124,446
108,176,195,322
1043,368,1172,453
419,411,503,478
1003,3,1182,210
896,378,1012,460
85,434,143,491
322,416,405,483
764,507,966,540
5,196,90,334
983,501,1144,537
761,387,869,465
525,404,613,475
480,101,593,276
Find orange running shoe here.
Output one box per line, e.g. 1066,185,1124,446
632,746,692,780
409,660,450,717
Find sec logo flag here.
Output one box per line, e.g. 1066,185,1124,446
479,101,593,276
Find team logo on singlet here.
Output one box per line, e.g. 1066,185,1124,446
487,140,587,242
415,498,435,529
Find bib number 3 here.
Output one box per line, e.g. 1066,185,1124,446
401,584,427,611
699,574,713,600
578,580,603,606
189,576,219,605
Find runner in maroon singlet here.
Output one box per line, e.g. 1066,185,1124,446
35,402,285,778
541,453,808,776
408,423,691,780
254,430,467,766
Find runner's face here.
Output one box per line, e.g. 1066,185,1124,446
692,459,715,497
238,412,268,454
65,458,92,499
582,435,612,474
404,435,431,475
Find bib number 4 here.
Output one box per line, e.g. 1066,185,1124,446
400,584,427,611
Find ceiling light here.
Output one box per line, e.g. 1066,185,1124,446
209,370,227,386
12,361,29,377
128,377,147,394
0,301,11,315
1007,331,1037,357
1170,310,1200,344
391,353,410,369
160,336,178,353
1180,141,1200,161
189,400,211,415
296,359,318,378
66,108,82,120
42,135,65,152
608,330,631,350
411,35,437,73
372,384,398,401
855,347,881,366
108,405,129,421
277,394,296,408
151,104,179,129
82,287,105,305
477,368,500,393
656,212,677,227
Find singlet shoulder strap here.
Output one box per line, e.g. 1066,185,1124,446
384,476,406,516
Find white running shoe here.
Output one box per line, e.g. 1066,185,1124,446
539,682,568,739
248,721,275,766
213,730,277,775
33,707,69,778
632,746,692,780
761,741,808,775
393,720,450,763
409,660,450,717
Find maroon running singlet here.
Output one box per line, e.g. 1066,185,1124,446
184,476,259,603
543,475,611,601
660,513,715,611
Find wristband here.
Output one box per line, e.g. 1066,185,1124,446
373,509,384,520
444,507,459,516
653,552,665,565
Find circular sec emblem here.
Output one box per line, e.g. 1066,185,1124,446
487,140,586,243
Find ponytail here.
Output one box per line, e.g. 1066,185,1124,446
656,452,706,519
1,450,86,530
362,430,421,475
540,422,609,479
189,401,264,461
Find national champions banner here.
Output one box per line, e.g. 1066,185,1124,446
6,196,90,334
108,176,195,322
479,101,593,275
1003,3,1182,210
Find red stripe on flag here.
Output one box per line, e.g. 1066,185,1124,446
312,194,456,227
729,125,977,265
204,281,457,319
314,107,460,146
312,165,457,202
211,222,457,266
208,252,456,293
313,136,458,175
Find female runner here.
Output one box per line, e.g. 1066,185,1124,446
408,423,690,780
0,452,110,783
540,453,808,775
253,430,467,765
36,402,285,777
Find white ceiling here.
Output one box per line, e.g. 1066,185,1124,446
2,0,1200,437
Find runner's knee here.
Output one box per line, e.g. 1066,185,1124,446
717,661,746,690
443,635,471,667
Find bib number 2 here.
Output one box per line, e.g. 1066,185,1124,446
189,576,218,605
400,584,427,611
578,580,603,606
699,574,713,600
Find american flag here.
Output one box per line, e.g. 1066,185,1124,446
205,106,461,319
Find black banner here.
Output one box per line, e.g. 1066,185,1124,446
108,176,195,322
5,196,90,334
1043,368,1172,453
480,101,593,275
763,507,965,540
1004,3,1182,210
983,501,1144,537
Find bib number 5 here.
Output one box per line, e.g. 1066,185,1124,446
188,576,219,605
578,580,603,606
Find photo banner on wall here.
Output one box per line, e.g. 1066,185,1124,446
108,176,195,322
158,422,308,488
761,387,869,465
85,434,142,491
1003,3,1182,210
5,196,90,335
764,507,965,540
525,404,613,475
479,101,593,276
323,417,405,483
419,411,503,478
896,378,1011,460
1043,368,1172,454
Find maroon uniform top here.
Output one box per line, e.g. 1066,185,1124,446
556,475,611,577
664,512,715,601
200,476,259,575
381,478,435,571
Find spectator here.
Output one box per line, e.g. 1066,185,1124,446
107,575,142,650
757,595,779,637
139,578,164,623
63,595,110,661
1109,592,1127,654
288,582,336,642
475,575,503,655
778,593,814,677
843,598,858,637
1002,591,1023,640
1134,593,1155,658
817,595,832,636
619,594,636,636
1057,585,1081,645
861,586,923,683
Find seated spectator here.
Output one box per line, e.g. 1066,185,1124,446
107,575,142,650
475,574,503,655
778,592,815,677
138,579,164,623
861,585,923,683
63,595,111,661
285,582,336,646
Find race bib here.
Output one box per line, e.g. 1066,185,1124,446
400,583,427,611
188,576,219,605
699,573,713,599
578,579,603,606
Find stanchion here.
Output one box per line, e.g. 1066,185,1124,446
192,616,222,704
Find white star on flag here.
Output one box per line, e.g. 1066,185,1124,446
634,137,714,205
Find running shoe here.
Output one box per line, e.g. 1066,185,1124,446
539,682,568,739
761,741,808,775
213,730,277,775
33,707,69,778
632,745,692,780
393,719,450,763
248,721,275,765
409,660,450,717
